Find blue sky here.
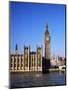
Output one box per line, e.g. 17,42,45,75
10,2,66,57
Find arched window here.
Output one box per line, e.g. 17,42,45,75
25,54,28,67
17,58,19,69
38,54,41,67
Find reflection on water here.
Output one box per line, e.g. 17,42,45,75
10,71,66,88
35,74,42,77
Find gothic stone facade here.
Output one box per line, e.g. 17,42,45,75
10,45,42,72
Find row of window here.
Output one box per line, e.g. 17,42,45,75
10,58,42,70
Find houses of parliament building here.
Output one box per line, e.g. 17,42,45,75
10,24,50,72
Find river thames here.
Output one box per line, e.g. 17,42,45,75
10,71,66,88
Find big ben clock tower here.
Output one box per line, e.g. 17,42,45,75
45,24,50,60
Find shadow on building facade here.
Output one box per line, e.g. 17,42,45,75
42,57,51,73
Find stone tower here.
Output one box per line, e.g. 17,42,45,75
44,24,50,60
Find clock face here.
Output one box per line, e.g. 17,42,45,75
46,37,49,41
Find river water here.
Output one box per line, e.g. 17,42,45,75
10,71,66,88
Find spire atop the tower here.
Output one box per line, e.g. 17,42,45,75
15,44,18,51
46,24,48,31
45,24,49,35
